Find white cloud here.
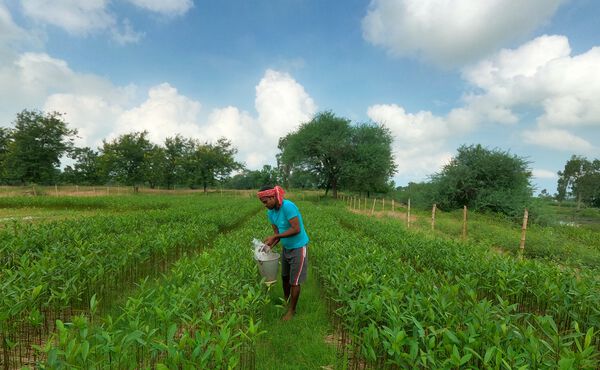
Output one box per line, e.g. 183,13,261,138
522,128,594,153
20,0,144,44
114,83,202,144
22,0,115,36
362,0,564,66
462,35,600,128
127,0,193,16
366,104,465,179
44,94,124,148
532,169,558,180
255,69,317,142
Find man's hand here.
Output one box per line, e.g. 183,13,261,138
264,235,279,247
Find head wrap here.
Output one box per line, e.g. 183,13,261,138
257,186,285,206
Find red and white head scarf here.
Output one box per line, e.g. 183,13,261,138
257,186,285,206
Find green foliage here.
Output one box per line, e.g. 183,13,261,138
431,144,533,218
558,155,600,208
184,137,242,192
278,111,396,197
61,147,102,185
225,165,280,189
2,110,77,185
100,131,152,190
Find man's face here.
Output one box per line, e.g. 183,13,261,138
260,196,277,209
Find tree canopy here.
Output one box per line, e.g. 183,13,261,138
2,110,77,185
278,111,396,198
557,155,600,208
430,144,533,217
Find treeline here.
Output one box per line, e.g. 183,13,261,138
0,110,397,194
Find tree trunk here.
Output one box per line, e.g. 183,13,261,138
577,192,582,210
203,182,208,193
332,177,338,199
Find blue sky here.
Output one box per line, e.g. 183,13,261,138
1,0,599,194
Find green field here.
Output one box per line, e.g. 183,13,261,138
1,194,599,369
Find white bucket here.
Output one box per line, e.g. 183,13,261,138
255,253,280,283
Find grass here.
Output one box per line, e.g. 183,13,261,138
255,265,340,370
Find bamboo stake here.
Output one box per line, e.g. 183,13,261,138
382,198,385,212
407,198,411,228
462,205,468,240
391,199,395,213
431,204,436,231
55,184,58,196
370,198,376,216
358,198,361,211
519,208,529,259
32,185,37,196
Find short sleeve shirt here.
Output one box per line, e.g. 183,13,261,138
267,199,309,249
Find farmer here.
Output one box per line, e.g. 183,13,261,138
258,185,309,321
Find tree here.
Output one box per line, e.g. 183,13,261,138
430,144,533,217
184,138,242,192
225,165,280,189
343,123,396,196
557,156,600,208
0,127,11,184
145,144,166,189
100,131,152,192
3,110,77,185
162,135,191,189
278,112,396,198
62,147,102,185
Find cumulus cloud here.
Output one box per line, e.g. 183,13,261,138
114,83,203,144
462,35,600,128
522,128,594,153
255,69,317,142
362,0,564,66
0,48,316,171
366,104,463,179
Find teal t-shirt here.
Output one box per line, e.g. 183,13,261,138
267,199,309,249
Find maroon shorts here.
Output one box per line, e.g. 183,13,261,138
281,246,308,286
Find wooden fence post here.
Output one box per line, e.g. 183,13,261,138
55,184,58,196
431,204,437,231
391,199,395,213
358,198,361,211
462,205,468,240
407,198,411,228
370,198,376,216
382,198,385,212
519,208,529,259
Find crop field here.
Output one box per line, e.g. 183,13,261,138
1,194,599,369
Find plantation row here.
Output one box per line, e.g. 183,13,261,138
306,205,600,368
0,196,261,368
36,212,272,368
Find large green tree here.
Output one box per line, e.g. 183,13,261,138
557,155,600,208
343,123,396,195
100,131,153,191
62,147,102,185
278,111,396,198
184,138,242,192
3,110,77,185
162,135,191,189
431,144,533,217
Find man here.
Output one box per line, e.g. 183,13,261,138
258,185,309,321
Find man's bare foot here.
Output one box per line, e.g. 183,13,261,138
282,311,295,321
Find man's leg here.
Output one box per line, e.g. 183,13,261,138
283,285,301,321
282,246,307,321
283,277,291,301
